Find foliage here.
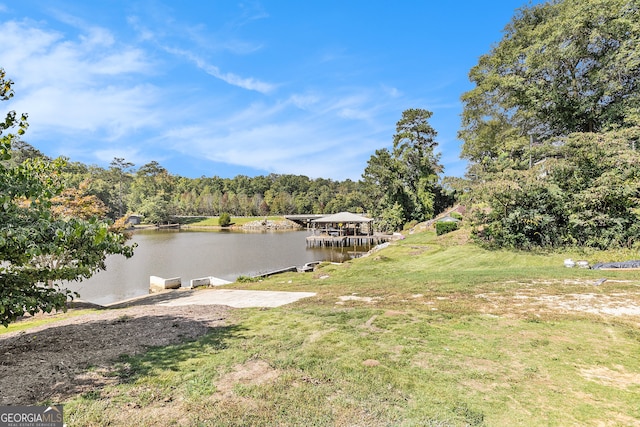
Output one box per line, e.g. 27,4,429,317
436,220,459,236
51,181,108,219
459,0,640,250
56,160,374,219
376,201,405,233
235,275,259,283
472,129,640,249
0,69,134,326
363,109,443,228
218,212,232,227
460,0,640,171
450,212,463,221
128,161,175,224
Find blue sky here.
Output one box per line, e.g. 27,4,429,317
0,1,536,180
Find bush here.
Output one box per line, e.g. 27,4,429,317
450,212,463,221
436,221,459,236
236,275,259,283
219,212,232,227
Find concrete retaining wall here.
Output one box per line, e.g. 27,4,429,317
149,276,182,293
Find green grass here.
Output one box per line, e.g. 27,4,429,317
177,215,286,227
39,229,640,425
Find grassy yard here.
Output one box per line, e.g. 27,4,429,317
56,229,640,425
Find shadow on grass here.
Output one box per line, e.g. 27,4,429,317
111,324,246,384
0,306,241,405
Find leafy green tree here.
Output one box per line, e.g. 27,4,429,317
460,0,640,173
473,129,640,249
377,202,405,233
459,0,640,250
218,212,231,227
128,161,175,223
363,108,442,228
0,69,134,326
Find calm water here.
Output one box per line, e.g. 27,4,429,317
64,229,364,305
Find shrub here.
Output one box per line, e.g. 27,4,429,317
450,212,463,221
236,275,259,283
219,212,232,227
436,221,459,236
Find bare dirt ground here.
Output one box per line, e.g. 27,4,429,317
0,293,232,405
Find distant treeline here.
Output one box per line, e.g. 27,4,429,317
8,143,452,226
68,159,375,223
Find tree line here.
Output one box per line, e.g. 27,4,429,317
10,109,452,228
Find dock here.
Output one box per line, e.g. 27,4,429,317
306,234,391,248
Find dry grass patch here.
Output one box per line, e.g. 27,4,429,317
214,359,280,398
475,286,640,321
579,365,640,389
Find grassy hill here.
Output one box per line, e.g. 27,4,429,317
51,229,640,425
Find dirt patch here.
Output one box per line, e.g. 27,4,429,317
476,289,640,319
579,365,640,389
336,295,382,304
214,359,280,398
0,302,231,405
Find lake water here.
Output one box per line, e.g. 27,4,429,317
64,229,364,305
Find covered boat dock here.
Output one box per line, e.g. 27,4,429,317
305,212,390,247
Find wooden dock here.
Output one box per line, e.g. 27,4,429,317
306,234,391,248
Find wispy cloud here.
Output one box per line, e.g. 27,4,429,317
0,3,436,180
0,19,163,151
162,46,276,94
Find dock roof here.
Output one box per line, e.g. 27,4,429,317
311,212,373,223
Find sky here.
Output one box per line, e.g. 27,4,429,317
0,1,537,181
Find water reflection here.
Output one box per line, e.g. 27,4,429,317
64,229,370,305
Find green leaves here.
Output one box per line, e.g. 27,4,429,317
472,130,640,249
460,1,640,250
0,69,135,326
461,0,640,170
363,109,443,230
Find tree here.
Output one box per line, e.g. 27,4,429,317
472,129,640,249
51,181,109,220
363,108,442,229
218,212,231,227
109,157,135,219
0,69,135,326
460,0,640,173
128,161,175,224
458,0,640,250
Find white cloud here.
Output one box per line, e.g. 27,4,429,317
16,84,163,140
162,46,276,94
0,18,165,156
157,86,394,179
0,20,151,87
0,8,416,180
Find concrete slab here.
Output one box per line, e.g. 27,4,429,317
157,289,317,308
